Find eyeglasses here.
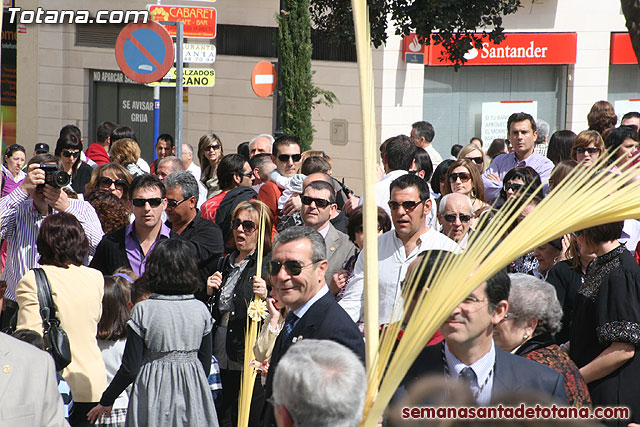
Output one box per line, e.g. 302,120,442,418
237,171,254,179
277,153,302,163
575,147,601,155
301,195,332,208
204,144,221,151
443,213,472,223
571,230,584,238
388,200,424,211
267,260,316,276
465,156,484,165
61,150,81,158
461,295,488,306
449,172,471,183
503,183,524,193
166,197,191,208
131,197,163,208
98,177,128,190
231,218,257,233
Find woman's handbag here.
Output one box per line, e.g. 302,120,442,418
34,268,72,371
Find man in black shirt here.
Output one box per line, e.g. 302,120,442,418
164,171,224,298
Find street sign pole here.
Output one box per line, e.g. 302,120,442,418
175,21,184,160
153,0,161,162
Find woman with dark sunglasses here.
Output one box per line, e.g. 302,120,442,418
496,166,542,209
441,159,488,227
570,130,605,169
197,133,224,199
55,132,93,195
206,200,273,427
85,163,133,200
1,143,26,197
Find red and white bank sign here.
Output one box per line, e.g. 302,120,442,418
403,33,577,66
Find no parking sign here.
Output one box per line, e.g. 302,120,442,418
115,21,175,84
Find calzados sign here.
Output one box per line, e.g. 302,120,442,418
405,33,576,66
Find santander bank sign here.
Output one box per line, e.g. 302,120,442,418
403,33,577,66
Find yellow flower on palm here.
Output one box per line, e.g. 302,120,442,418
247,299,268,322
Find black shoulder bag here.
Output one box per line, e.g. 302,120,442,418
34,268,72,371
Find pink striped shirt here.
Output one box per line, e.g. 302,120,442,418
0,187,104,301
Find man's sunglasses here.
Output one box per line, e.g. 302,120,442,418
267,260,316,276
277,154,302,163
231,218,257,233
465,156,484,165
503,183,524,193
449,172,471,183
575,147,601,155
61,150,81,158
443,213,472,223
132,197,163,208
388,200,424,211
167,197,191,208
98,177,128,190
301,195,332,208
205,144,221,151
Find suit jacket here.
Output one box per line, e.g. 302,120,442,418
89,226,182,275
262,290,365,427
402,342,567,405
0,332,68,427
324,223,356,285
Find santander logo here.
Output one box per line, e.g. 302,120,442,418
408,36,422,53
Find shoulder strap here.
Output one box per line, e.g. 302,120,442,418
217,253,231,273
34,268,56,324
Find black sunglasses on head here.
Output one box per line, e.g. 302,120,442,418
267,260,316,276
61,150,80,158
231,218,257,233
301,195,332,208
277,153,302,163
443,213,472,223
132,197,163,208
98,176,128,189
388,200,424,211
465,156,484,164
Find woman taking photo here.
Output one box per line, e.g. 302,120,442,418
16,212,106,426
2,143,26,197
494,274,591,408
198,133,224,199
571,130,605,169
570,222,640,425
206,200,273,427
55,133,93,195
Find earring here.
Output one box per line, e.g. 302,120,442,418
523,334,529,340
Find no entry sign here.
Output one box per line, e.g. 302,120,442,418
115,21,175,84
251,61,277,98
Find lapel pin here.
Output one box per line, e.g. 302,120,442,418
2,365,10,373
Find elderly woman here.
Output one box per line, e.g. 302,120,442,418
2,143,26,197
494,273,591,408
109,138,146,178
16,212,106,426
530,237,563,280
198,133,224,199
206,200,272,427
570,222,640,424
55,133,93,195
571,130,605,168
85,163,133,200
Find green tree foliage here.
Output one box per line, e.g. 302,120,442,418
310,0,522,68
277,0,314,151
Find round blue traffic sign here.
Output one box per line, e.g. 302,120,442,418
115,21,174,84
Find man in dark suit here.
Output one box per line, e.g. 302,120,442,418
300,180,356,285
262,226,365,427
401,269,567,408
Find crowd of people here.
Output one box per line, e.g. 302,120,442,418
1,100,640,426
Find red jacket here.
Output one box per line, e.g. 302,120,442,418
85,143,110,165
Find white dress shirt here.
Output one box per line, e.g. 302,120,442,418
444,340,496,406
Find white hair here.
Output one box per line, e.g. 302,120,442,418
182,143,194,155
249,133,275,149
507,273,563,336
438,193,473,215
273,339,366,427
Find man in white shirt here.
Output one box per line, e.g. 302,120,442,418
358,134,417,218
182,143,207,207
411,120,443,168
340,174,460,325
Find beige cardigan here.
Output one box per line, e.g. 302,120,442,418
16,264,107,403
253,313,285,363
